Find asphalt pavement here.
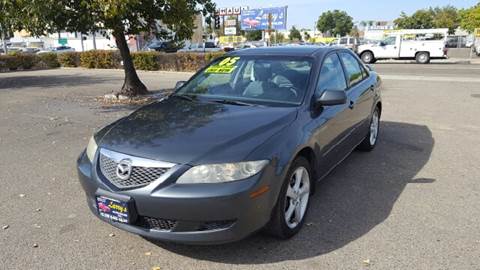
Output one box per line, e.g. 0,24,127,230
0,64,479,269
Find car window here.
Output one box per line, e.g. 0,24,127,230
316,53,347,94
339,38,348,45
383,36,396,45
205,42,216,48
339,52,363,86
177,56,313,106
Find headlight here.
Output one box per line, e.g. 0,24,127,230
86,136,98,163
176,160,269,184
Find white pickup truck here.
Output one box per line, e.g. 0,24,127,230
358,29,449,64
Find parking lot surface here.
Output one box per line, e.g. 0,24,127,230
1,65,479,269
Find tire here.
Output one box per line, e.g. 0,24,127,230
357,106,381,151
361,51,375,64
264,157,312,239
416,52,430,64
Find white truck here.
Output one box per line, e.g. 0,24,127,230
358,29,449,64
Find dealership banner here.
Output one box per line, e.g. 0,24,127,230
240,6,287,31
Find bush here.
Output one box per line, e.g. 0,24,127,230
132,52,159,70
80,50,120,69
1,54,22,70
58,52,81,67
18,53,39,69
38,53,60,68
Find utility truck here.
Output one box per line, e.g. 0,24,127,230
358,29,448,64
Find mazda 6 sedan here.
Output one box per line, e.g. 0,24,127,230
77,46,382,244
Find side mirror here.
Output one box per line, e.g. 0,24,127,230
379,41,386,46
315,90,347,106
175,81,186,90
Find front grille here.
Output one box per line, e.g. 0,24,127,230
137,216,177,231
198,220,236,231
99,153,169,188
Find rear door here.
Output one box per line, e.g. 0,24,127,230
338,51,376,144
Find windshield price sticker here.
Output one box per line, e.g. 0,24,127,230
205,57,240,74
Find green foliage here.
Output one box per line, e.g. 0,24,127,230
394,6,460,34
273,32,285,43
132,52,159,71
79,50,120,69
245,30,263,41
17,53,38,69
0,55,20,70
38,53,60,68
459,4,480,33
58,52,81,67
316,10,353,37
289,26,302,41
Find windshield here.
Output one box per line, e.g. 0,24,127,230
176,56,313,106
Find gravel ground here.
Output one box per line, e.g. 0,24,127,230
0,65,479,270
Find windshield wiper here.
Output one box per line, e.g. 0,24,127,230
172,94,194,102
210,99,258,107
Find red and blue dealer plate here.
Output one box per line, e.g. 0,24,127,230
96,196,129,224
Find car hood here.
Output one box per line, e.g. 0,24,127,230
99,97,298,165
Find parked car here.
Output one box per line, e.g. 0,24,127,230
358,29,448,64
178,42,222,53
145,41,178,53
77,46,382,244
37,46,75,54
331,37,363,53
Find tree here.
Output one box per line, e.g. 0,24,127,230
394,6,460,34
394,10,434,29
431,6,460,34
14,0,215,96
316,10,353,37
459,3,480,33
272,32,285,44
0,0,22,53
289,26,302,41
245,30,262,41
303,31,311,41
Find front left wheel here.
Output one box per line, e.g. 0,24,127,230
264,157,312,239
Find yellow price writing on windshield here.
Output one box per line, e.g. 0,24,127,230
205,57,240,74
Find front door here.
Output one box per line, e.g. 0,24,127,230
375,36,399,58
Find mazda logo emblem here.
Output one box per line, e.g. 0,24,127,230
116,159,132,180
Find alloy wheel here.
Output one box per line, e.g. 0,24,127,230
284,167,310,229
370,110,380,145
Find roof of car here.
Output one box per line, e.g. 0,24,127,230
230,46,335,57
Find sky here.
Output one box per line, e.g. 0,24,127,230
215,0,479,29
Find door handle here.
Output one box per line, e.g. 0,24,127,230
349,100,355,109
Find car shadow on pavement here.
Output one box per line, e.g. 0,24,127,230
0,74,115,90
149,121,434,264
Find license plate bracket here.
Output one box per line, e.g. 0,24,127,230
96,196,133,224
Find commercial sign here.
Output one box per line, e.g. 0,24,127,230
224,27,237,36
219,35,246,44
240,6,287,31
216,7,248,16
225,19,237,27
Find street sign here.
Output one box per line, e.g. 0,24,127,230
224,27,237,36
58,38,68,45
240,6,288,31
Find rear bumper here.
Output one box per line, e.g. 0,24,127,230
77,151,279,245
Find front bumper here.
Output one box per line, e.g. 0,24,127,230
77,151,279,245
